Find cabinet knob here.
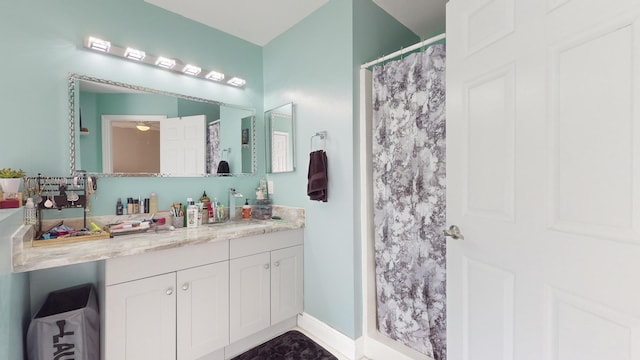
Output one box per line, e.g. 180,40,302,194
166,288,174,296
274,261,280,267
182,283,189,291
264,263,270,270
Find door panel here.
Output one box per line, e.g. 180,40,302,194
447,1,640,359
229,252,271,342
177,262,229,360
160,115,206,175
271,246,303,324
462,258,515,360
104,273,176,360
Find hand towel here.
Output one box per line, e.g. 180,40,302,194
217,160,230,175
307,150,328,202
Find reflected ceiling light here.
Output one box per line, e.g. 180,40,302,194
136,123,151,132
205,71,225,81
87,37,111,52
182,64,202,76
124,47,146,61
155,56,176,69
227,77,246,87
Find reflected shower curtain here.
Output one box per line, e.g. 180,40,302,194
372,44,446,360
207,121,221,174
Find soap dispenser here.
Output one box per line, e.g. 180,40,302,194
242,199,251,220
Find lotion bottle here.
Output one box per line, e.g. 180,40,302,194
24,198,37,225
186,198,198,228
149,192,158,213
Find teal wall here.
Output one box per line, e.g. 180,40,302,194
0,0,264,333
0,210,30,360
0,0,423,352
263,0,417,338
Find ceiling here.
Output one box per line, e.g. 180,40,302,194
144,0,446,46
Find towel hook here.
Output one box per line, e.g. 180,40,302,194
310,131,327,152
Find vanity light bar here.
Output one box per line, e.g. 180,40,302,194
227,77,246,87
155,56,176,70
87,37,111,52
124,47,146,61
205,71,225,81
182,64,202,76
82,36,245,88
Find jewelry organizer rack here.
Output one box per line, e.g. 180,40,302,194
25,173,90,235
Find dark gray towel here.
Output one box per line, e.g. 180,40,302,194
307,150,328,202
217,160,230,175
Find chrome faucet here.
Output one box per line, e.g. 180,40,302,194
229,188,244,221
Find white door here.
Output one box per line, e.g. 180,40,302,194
272,131,290,172
271,245,304,324
103,273,176,360
229,252,271,342
177,261,229,360
447,1,640,359
160,115,206,175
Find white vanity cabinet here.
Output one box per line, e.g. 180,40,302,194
101,240,230,360
99,228,304,360
104,272,177,360
229,230,304,342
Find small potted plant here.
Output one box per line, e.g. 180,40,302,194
0,168,26,196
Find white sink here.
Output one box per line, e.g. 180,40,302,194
209,221,269,233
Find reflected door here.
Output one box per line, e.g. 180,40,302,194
272,131,290,173
447,1,640,359
160,115,206,175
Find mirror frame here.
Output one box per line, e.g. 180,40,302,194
265,102,296,174
68,74,257,177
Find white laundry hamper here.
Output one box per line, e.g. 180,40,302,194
26,284,99,360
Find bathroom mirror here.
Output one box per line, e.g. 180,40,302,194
265,103,295,173
69,74,256,177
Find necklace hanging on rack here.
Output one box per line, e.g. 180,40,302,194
34,177,50,204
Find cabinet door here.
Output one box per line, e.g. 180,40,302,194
177,261,229,360
229,252,271,342
104,273,176,360
271,245,304,324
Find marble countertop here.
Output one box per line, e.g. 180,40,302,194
12,206,304,273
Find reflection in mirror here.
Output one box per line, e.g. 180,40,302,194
265,103,295,173
69,74,256,177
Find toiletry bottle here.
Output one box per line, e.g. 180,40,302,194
212,197,219,222
144,198,150,213
199,191,210,223
149,192,158,213
196,202,203,226
186,198,198,228
133,199,139,214
116,198,123,215
24,198,36,225
242,199,251,220
127,198,133,214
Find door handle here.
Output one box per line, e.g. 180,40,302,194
444,225,464,240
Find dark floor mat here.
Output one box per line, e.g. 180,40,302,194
231,330,338,360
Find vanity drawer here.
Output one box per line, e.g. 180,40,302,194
103,239,229,285
229,228,303,259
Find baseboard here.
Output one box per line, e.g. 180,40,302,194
297,312,362,360
298,312,431,360
224,317,297,359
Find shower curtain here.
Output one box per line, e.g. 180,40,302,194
207,121,221,174
372,44,446,360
